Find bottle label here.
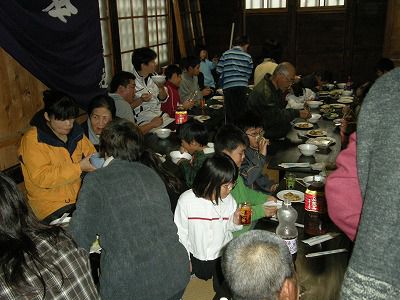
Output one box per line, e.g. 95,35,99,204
240,203,252,225
284,238,297,255
175,110,187,124
304,189,326,213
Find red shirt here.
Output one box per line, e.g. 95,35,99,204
161,81,181,117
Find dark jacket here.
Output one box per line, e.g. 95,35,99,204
247,77,299,139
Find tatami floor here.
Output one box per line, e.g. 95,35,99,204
182,277,215,300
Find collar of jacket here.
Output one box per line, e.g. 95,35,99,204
30,110,84,156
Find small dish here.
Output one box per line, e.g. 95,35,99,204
276,190,304,202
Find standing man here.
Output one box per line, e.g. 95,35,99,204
217,36,253,124
247,62,310,139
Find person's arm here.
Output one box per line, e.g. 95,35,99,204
115,100,136,123
326,133,361,241
240,152,274,193
174,197,191,259
225,198,243,232
157,85,168,102
179,78,193,103
139,117,163,134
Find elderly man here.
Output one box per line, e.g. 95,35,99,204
247,62,310,139
222,230,298,300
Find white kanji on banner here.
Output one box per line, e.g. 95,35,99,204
42,0,78,23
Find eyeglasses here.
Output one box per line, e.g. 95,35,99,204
222,181,237,190
246,130,264,139
280,72,296,85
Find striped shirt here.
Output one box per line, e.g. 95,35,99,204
174,189,242,261
217,46,253,89
0,232,99,300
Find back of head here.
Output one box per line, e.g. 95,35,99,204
291,80,304,97
109,71,135,93
165,64,182,80
237,112,263,133
262,39,283,62
375,57,394,74
42,90,79,120
214,124,249,154
233,35,250,47
88,94,116,119
192,154,238,204
100,118,143,161
272,62,295,79
222,230,295,300
179,121,208,146
181,56,200,71
131,47,157,71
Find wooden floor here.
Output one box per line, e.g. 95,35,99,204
183,277,215,300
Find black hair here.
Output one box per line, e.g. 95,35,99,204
291,80,305,97
179,121,208,146
100,119,182,193
165,64,182,80
375,57,394,73
237,113,263,133
88,94,116,119
0,172,64,298
214,124,249,154
261,39,283,62
315,70,333,83
181,56,201,70
192,155,238,205
131,47,157,71
43,90,79,120
233,35,250,47
109,71,135,93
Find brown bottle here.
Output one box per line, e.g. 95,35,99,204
304,181,328,236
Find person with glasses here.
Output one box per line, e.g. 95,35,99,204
174,155,243,299
247,62,311,139
238,113,278,193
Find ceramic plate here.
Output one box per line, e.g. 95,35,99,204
276,190,304,202
194,115,211,122
337,97,353,104
209,104,223,109
212,95,224,100
306,129,327,137
331,103,346,109
294,122,314,129
306,136,336,147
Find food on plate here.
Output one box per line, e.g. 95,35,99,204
307,129,326,136
295,122,313,129
283,192,301,202
323,112,339,120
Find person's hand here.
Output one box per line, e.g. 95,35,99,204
264,195,278,217
299,109,311,119
270,183,279,193
201,87,212,97
179,145,188,154
182,99,195,110
79,156,96,173
258,137,269,156
233,207,241,225
140,93,152,102
149,116,163,128
189,261,192,273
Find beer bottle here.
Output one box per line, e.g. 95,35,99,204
304,181,328,236
276,199,298,262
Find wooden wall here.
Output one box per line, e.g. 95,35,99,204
0,48,46,171
384,0,400,65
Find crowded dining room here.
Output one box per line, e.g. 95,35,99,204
0,0,399,299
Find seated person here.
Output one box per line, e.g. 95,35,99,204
254,39,282,85
0,173,99,299
109,70,164,134
178,121,210,187
286,80,315,110
222,230,298,300
301,70,332,91
215,124,278,236
237,114,278,193
19,90,96,223
161,64,194,118
247,62,311,139
179,56,212,103
132,47,174,129
69,119,190,300
199,46,217,89
81,94,116,150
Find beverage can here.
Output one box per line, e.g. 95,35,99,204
304,182,326,213
175,106,187,124
240,202,252,225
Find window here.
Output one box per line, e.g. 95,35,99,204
99,0,114,86
178,0,205,54
300,0,345,7
245,0,287,9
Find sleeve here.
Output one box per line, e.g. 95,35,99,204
115,100,136,123
179,78,192,103
174,197,191,259
179,151,207,187
325,133,362,241
240,152,273,192
81,135,97,157
207,60,216,70
19,131,82,189
216,55,224,74
68,174,103,250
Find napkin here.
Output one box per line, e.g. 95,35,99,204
302,232,340,246
278,163,310,168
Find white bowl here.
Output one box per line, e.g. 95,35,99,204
302,175,326,187
298,144,318,156
342,90,353,96
325,84,334,90
308,113,321,124
151,75,166,85
154,128,171,139
170,151,192,164
307,101,323,109
337,83,346,89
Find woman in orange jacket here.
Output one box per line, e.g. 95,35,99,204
19,90,96,223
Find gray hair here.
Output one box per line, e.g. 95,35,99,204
272,62,295,78
222,230,294,300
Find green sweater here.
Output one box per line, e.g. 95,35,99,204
179,150,209,187
231,176,268,237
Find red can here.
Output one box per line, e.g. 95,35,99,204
240,202,252,225
175,106,188,124
304,181,326,213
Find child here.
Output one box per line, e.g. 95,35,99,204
238,114,278,193
286,80,315,109
174,155,242,298
178,121,211,187
199,47,217,89
161,64,194,117
214,124,277,236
